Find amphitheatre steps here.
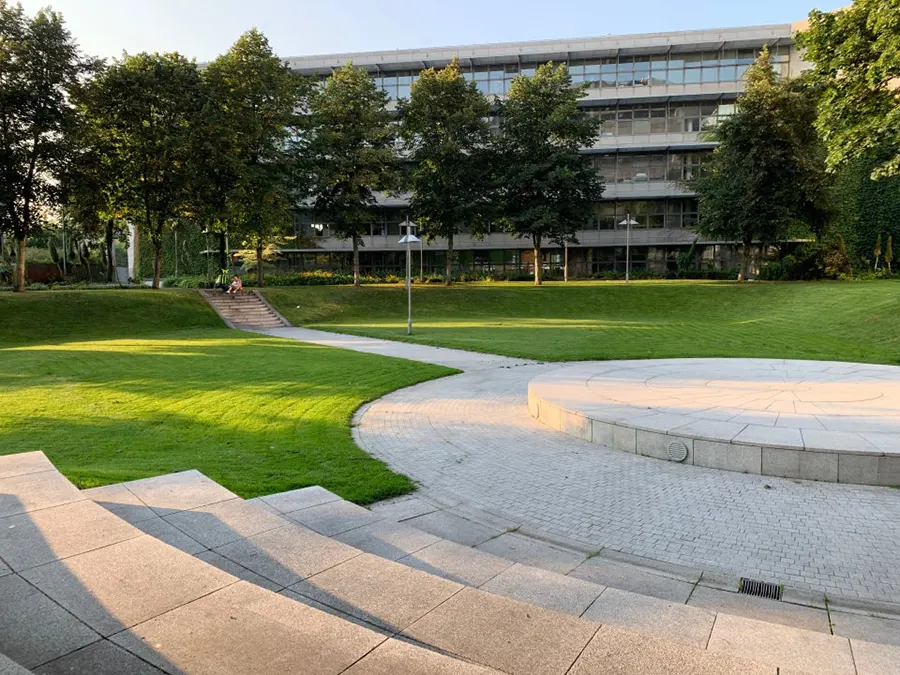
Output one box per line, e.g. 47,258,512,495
74,464,900,674
200,289,289,329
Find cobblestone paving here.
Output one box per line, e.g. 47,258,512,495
354,363,900,604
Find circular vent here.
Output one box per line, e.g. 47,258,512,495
667,440,689,462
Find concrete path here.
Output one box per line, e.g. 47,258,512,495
255,326,535,372
354,363,900,606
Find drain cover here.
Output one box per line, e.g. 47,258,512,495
666,440,689,462
739,577,783,601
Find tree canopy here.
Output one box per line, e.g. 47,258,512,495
399,57,492,285
495,62,603,285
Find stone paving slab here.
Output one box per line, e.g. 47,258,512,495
475,532,586,574
0,654,34,675
480,563,604,615
21,536,235,637
111,581,387,675
707,613,856,674
195,550,283,592
570,557,696,604
0,574,99,669
290,552,463,632
582,587,716,648
404,586,600,675
121,470,237,516
284,499,383,536
81,484,157,524
354,362,900,605
0,451,54,479
163,498,287,549
132,516,206,555
257,326,535,372
403,511,502,547
0,471,82,519
0,500,140,572
333,520,442,561
213,523,361,588
851,638,900,675
399,539,515,586
343,638,503,675
368,496,439,522
33,640,162,675
828,610,900,648
567,625,776,675
258,485,342,513
687,585,831,634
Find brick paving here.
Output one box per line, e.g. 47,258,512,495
354,363,900,604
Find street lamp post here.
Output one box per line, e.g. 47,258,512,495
398,218,421,335
619,214,639,285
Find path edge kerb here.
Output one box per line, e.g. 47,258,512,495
528,364,899,488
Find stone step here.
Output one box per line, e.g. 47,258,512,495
199,289,289,329
0,453,503,675
81,471,900,674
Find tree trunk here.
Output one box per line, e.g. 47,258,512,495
152,231,162,289
738,243,751,282
218,231,227,270
105,220,115,283
256,243,264,287
352,236,361,287
445,232,453,286
533,238,543,286
13,234,26,292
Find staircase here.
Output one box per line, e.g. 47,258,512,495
3,451,899,674
201,289,289,330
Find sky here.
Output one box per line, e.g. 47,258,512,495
19,0,846,62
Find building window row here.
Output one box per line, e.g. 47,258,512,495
591,151,706,184
584,100,735,137
358,46,790,99
593,198,699,230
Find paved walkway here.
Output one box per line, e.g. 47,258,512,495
257,327,535,371
268,328,900,605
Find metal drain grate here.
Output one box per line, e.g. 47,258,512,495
739,577,783,601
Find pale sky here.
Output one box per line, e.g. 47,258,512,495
19,0,845,62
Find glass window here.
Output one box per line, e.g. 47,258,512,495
667,68,684,84
650,107,667,133
736,64,749,80
684,68,701,84
521,67,536,77
649,154,666,182
718,65,736,81
617,111,633,136
488,80,504,95
633,108,650,135
397,84,410,99
701,67,718,83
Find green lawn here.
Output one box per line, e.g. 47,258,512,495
0,291,452,502
265,280,900,364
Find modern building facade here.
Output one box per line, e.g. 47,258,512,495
281,24,805,278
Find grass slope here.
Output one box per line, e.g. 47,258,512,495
0,291,452,502
265,280,900,364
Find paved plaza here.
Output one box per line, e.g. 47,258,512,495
529,359,900,485
265,329,900,606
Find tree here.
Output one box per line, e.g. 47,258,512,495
799,1,900,179
87,52,204,288
0,2,89,291
689,48,830,280
400,57,492,285
874,233,883,270
310,63,397,286
495,62,603,285
885,235,893,273
202,30,310,287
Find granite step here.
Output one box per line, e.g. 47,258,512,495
0,452,506,675
200,289,289,329
82,472,900,674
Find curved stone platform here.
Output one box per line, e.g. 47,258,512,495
528,359,900,486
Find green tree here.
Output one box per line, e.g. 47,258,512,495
0,2,89,291
690,48,830,280
495,62,603,285
799,1,900,179
87,52,204,288
400,57,492,285
202,30,311,287
310,63,397,286
874,233,883,270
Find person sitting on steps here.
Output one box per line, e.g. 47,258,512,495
225,275,243,294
